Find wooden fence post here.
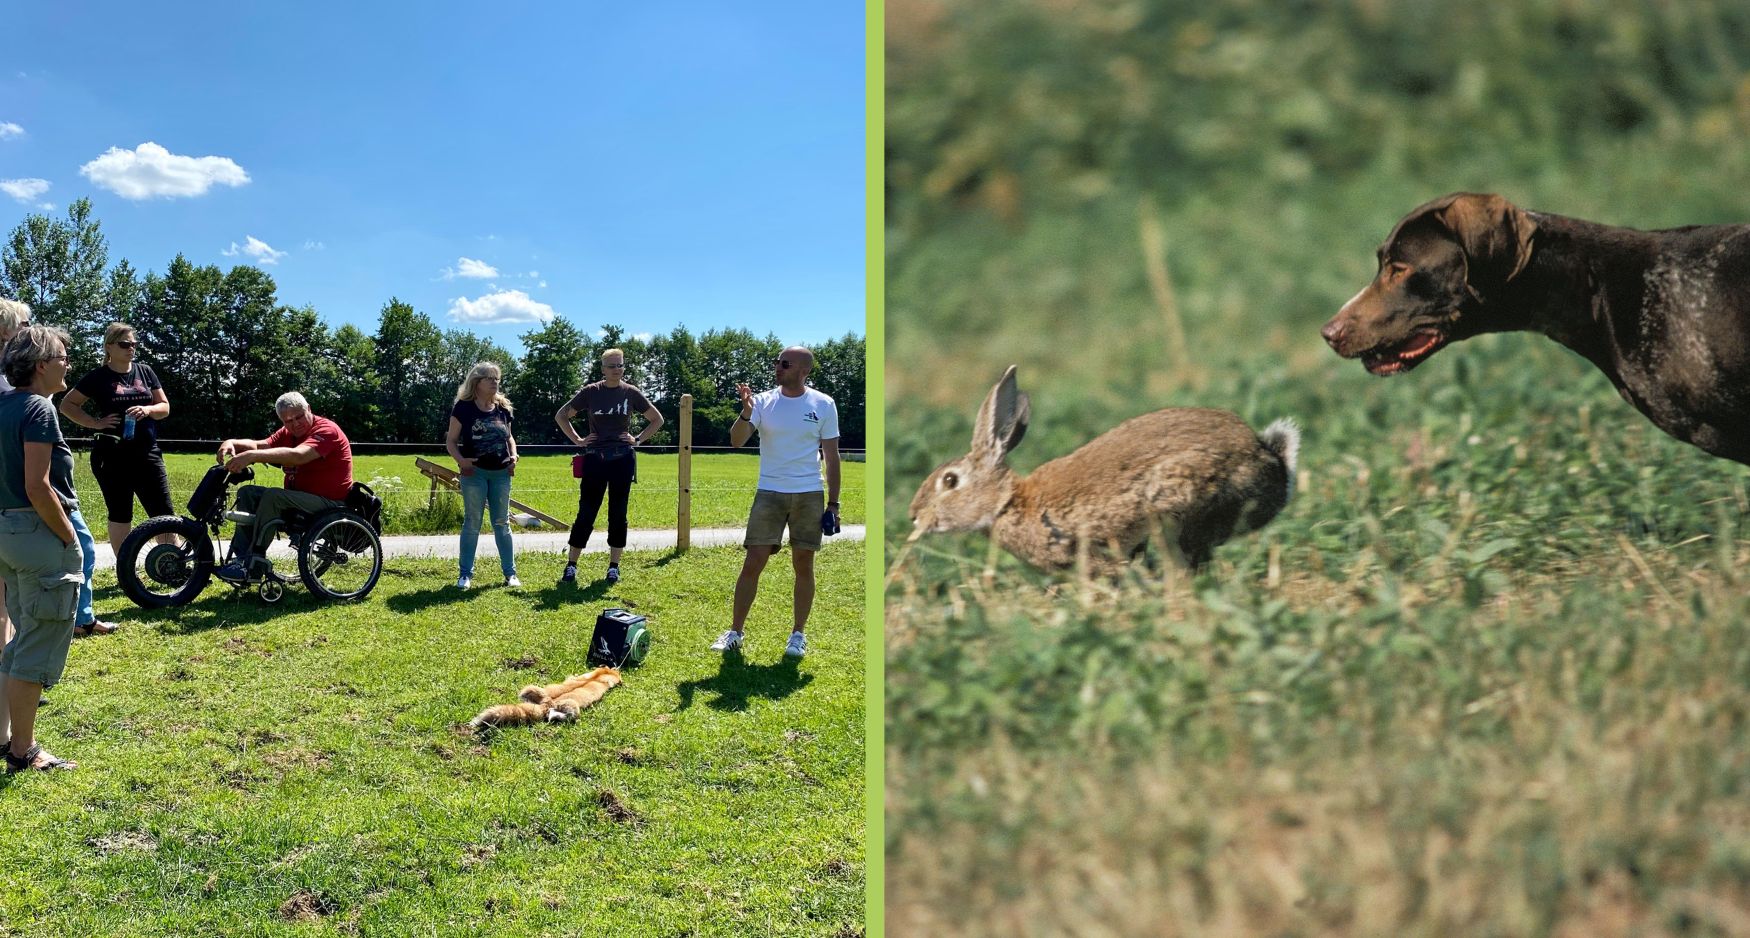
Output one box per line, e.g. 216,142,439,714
677,394,692,552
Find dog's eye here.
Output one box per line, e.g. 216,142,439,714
942,471,959,490
1385,262,1412,279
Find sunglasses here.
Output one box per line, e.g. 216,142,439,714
115,341,139,349
603,362,625,369
774,359,794,369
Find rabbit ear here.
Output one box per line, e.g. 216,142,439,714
971,365,1030,467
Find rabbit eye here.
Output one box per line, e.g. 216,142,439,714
942,471,959,490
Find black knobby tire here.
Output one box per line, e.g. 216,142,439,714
116,516,213,608
297,509,383,602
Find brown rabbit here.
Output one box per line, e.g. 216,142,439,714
470,667,623,728
908,366,1299,576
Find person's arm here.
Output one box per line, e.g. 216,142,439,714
23,442,77,545
445,416,475,474
821,437,842,513
633,404,664,446
225,442,320,474
556,403,590,446
57,389,120,431
217,436,265,463
729,384,755,448
125,388,170,422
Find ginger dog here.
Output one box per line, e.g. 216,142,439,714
470,667,622,728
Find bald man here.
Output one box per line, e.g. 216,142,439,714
711,346,842,659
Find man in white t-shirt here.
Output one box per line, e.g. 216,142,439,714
709,345,841,659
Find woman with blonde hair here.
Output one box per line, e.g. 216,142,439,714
60,322,174,547
445,361,519,589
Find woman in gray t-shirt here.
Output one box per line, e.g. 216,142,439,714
553,348,664,585
0,324,85,772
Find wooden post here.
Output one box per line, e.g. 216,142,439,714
677,394,693,552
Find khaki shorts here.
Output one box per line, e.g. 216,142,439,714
743,489,825,552
0,509,84,688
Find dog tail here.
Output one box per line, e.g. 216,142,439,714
470,702,546,729
1260,418,1301,498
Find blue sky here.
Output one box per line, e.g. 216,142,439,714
0,2,866,351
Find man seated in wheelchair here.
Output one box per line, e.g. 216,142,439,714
213,392,353,582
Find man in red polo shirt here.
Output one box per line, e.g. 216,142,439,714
213,391,353,581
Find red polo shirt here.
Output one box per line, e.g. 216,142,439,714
265,415,354,501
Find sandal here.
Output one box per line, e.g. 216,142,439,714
4,743,76,772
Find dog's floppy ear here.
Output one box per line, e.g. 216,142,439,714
1428,193,1537,297
971,365,1030,469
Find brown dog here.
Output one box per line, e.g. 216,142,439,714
1321,193,1750,465
470,667,622,728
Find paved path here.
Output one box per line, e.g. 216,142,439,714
90,525,867,570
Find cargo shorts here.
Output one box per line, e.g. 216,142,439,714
0,509,85,688
743,489,825,552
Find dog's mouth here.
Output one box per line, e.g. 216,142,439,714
1361,328,1447,375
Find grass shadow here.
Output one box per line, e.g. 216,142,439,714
121,585,321,635
386,585,474,614
674,648,814,713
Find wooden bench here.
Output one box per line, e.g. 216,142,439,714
413,457,568,529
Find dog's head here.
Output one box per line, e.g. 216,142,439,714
1321,193,1537,375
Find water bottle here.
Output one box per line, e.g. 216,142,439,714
122,413,136,441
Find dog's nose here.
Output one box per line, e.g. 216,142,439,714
1320,318,1348,349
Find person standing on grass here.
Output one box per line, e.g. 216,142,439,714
59,322,176,550
446,362,521,590
0,325,85,771
710,345,841,660
555,348,664,586
0,299,27,690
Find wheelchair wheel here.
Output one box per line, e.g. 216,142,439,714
116,516,213,608
298,509,383,601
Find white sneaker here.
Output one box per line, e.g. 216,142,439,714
504,575,522,588
709,629,744,652
456,576,472,590
785,631,808,658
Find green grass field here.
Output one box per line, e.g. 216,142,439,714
69,452,865,541
1,544,865,936
883,111,1750,938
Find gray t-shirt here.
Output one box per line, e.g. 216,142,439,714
0,390,78,512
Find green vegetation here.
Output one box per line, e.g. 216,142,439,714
886,2,1750,934
0,545,865,937
72,452,865,540
3,202,866,448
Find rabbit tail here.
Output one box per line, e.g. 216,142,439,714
1260,418,1301,497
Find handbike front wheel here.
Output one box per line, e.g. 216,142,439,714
116,516,214,608
298,510,382,602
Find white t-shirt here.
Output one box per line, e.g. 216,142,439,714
748,387,839,493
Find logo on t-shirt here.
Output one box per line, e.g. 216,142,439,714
804,410,819,423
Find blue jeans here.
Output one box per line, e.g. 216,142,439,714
459,468,516,578
68,509,97,627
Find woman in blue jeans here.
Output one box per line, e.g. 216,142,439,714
445,362,520,589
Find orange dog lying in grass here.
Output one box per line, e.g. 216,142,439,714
470,667,622,728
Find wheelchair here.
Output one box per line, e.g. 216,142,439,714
116,464,385,607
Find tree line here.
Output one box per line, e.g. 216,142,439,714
1,199,865,448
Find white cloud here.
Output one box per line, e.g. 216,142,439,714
441,256,499,280
448,289,555,325
302,240,325,251
538,280,548,288
633,332,654,342
221,235,287,266
527,270,539,278
1,177,50,204
0,122,23,140
79,141,249,200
